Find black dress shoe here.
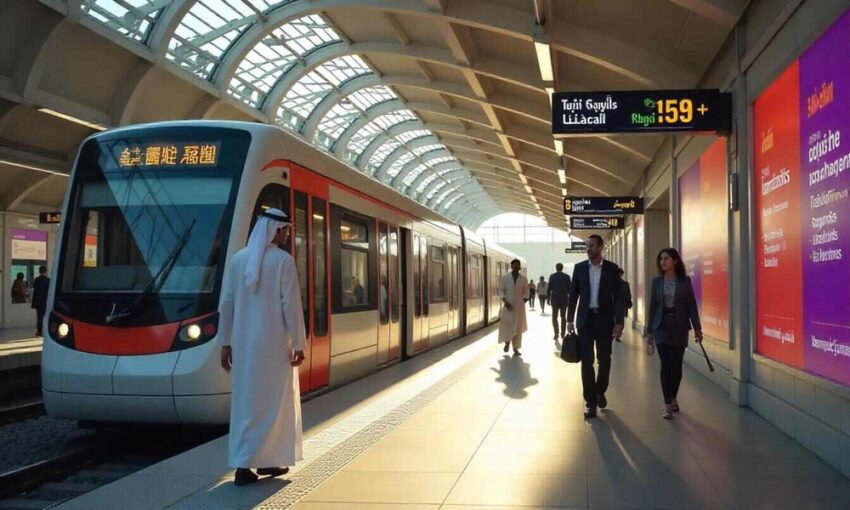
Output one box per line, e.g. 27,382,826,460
234,468,258,486
503,342,510,353
597,394,607,409
257,467,289,477
513,350,521,356
584,406,597,419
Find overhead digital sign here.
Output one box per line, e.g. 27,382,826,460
564,196,644,215
552,89,732,136
39,212,61,224
571,241,587,250
113,142,220,168
569,216,625,230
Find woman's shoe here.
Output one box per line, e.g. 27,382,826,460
671,399,680,413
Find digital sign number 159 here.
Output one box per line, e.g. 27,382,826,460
656,99,698,124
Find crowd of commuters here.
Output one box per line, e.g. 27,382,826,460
503,235,702,420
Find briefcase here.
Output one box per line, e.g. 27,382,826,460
560,333,580,363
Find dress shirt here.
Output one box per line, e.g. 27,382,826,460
589,259,603,309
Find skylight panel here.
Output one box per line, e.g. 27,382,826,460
278,71,334,130
367,139,403,169
412,144,444,156
81,0,164,42
315,101,360,149
316,55,372,86
346,86,397,111
385,152,416,179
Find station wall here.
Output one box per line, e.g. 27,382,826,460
612,0,850,478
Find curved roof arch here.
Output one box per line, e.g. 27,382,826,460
33,0,743,228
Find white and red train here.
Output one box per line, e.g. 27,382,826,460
41,121,519,425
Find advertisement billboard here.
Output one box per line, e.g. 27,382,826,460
753,8,850,384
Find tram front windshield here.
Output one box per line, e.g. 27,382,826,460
57,129,249,325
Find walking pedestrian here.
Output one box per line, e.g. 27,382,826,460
616,268,632,342
536,276,548,315
31,266,50,337
11,273,28,304
218,208,306,486
498,259,528,356
644,248,702,420
567,235,625,418
548,263,571,340
528,280,536,310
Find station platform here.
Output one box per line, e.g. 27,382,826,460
0,329,42,371
56,312,850,510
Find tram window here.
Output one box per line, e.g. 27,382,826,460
421,236,429,316
295,192,309,330
312,198,328,337
379,225,389,325
389,229,400,324
469,255,482,298
429,244,445,302
340,215,369,308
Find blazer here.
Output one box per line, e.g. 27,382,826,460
567,259,625,330
644,275,702,346
547,271,571,306
31,275,50,311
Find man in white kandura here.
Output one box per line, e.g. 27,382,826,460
218,208,307,486
498,259,528,356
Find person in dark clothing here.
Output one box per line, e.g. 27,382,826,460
616,268,633,342
547,263,571,340
12,273,28,304
644,248,702,420
567,235,625,419
31,266,50,337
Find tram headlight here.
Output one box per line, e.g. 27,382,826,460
173,313,219,348
48,312,75,348
58,323,70,338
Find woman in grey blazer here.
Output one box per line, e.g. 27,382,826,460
643,248,703,419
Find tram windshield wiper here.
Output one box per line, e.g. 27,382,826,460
105,220,196,324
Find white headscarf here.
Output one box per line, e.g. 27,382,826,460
244,208,290,291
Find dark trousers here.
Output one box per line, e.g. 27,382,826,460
538,296,547,313
35,307,45,336
529,294,536,308
579,312,614,407
551,303,567,337
657,343,685,404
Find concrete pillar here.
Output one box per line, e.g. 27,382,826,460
641,208,670,315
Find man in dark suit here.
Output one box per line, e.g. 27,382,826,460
548,263,571,340
31,265,50,337
567,235,625,418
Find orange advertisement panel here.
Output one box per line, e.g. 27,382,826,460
753,62,805,369
699,139,729,341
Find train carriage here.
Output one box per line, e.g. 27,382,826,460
41,121,520,425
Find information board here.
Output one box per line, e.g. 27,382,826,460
11,229,47,260
564,196,644,215
679,139,729,342
39,212,61,224
112,142,220,168
553,89,731,136
569,216,625,230
754,7,850,385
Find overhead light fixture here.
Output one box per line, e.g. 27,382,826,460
535,41,554,82
545,86,555,107
0,158,65,176
557,169,566,185
524,185,533,194
561,187,567,196
38,108,108,131
554,139,564,156
519,174,528,185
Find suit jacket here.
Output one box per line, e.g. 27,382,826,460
567,260,624,329
547,271,571,306
31,275,50,311
644,275,702,346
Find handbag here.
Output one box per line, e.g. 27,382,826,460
560,332,581,363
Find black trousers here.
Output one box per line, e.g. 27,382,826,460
551,303,567,337
35,307,45,336
657,343,685,404
538,296,547,313
529,293,536,308
579,312,614,407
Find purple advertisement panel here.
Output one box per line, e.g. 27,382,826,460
11,229,48,242
679,161,702,305
799,10,850,386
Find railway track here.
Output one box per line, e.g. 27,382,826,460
0,425,223,510
0,402,45,426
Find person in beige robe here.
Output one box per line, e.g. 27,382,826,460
498,259,528,356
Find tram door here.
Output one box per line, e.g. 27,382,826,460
291,182,331,393
411,234,430,353
388,227,402,360
447,246,461,338
377,223,391,364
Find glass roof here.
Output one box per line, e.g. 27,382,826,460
81,0,166,42
77,0,489,223
425,180,451,201
228,15,339,106
437,187,462,207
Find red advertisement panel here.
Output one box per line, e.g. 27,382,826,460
699,139,730,341
753,62,805,368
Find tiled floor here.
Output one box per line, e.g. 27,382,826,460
55,310,850,510
287,311,850,510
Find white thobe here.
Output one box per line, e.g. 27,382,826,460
218,245,307,469
498,272,528,346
